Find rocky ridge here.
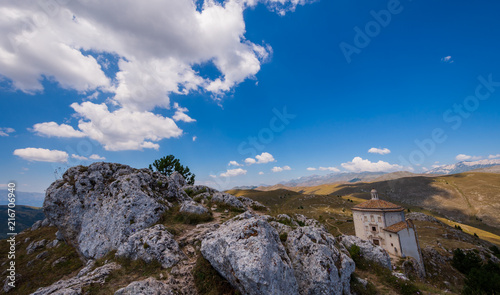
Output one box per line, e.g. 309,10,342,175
6,162,487,294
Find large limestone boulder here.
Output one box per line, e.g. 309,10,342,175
286,226,355,295
31,263,120,295
179,200,209,215
339,235,392,269
211,192,245,209
43,163,186,259
116,224,185,268
201,212,299,295
114,277,173,295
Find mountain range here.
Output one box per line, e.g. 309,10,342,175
0,190,45,207
425,159,500,175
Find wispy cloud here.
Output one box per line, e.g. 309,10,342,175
456,154,482,161
488,154,500,159
0,127,15,137
318,167,340,172
272,165,291,173
441,56,454,63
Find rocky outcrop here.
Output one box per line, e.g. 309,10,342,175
286,226,355,295
238,197,267,210
211,192,245,209
114,277,173,295
201,212,299,295
179,200,209,215
43,163,187,259
339,235,392,269
31,262,120,295
269,221,292,235
26,239,46,255
295,214,325,229
116,224,185,268
406,212,441,223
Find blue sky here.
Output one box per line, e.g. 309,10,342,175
1,0,500,193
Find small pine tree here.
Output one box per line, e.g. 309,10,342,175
149,155,195,185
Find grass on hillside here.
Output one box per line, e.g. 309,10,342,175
0,227,83,294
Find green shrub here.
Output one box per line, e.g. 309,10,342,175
279,233,288,243
452,248,482,275
463,261,500,295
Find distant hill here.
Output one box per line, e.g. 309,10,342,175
0,205,45,239
250,171,500,235
230,185,258,190
470,165,500,173
426,159,500,175
259,172,387,189
0,190,45,207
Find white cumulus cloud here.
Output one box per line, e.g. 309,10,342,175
245,152,275,165
341,157,402,172
306,167,316,171
1,0,312,151
456,154,482,161
32,122,86,138
13,148,68,163
255,152,275,164
71,102,182,151
368,147,391,155
220,168,247,177
229,161,242,166
259,171,264,175
244,158,257,165
488,154,500,159
172,103,196,123
89,154,105,160
272,165,291,173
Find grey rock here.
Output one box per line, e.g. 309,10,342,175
31,220,42,231
116,224,185,268
77,260,96,278
179,200,208,215
41,218,51,227
269,221,292,236
31,262,120,295
26,239,46,255
169,171,186,187
238,197,267,210
114,277,174,295
295,214,325,229
182,185,216,196
211,192,245,209
47,239,60,249
276,214,299,227
201,211,298,295
43,162,188,259
36,251,50,260
3,274,20,293
286,226,355,295
339,235,392,269
55,230,65,241
52,257,68,267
